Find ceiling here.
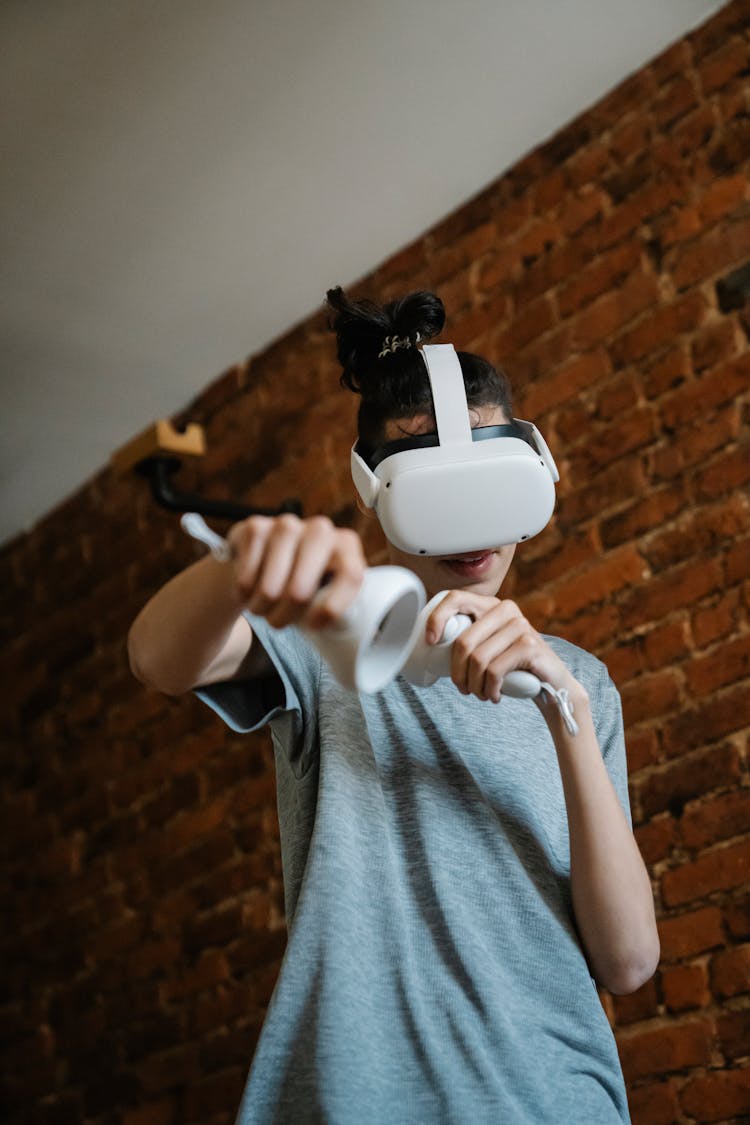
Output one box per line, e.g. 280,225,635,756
0,0,724,546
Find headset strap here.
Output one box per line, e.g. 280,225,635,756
421,344,473,445
366,423,529,469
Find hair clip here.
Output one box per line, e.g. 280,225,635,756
378,332,421,359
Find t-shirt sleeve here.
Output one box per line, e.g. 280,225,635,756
194,612,322,772
589,666,632,828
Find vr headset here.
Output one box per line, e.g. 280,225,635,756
350,343,559,556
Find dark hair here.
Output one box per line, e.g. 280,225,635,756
326,286,513,461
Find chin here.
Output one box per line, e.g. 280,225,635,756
392,546,516,600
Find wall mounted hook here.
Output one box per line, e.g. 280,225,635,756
111,420,303,521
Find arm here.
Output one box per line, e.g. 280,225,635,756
536,686,660,994
128,514,366,696
427,592,660,995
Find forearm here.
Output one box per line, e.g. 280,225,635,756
539,690,660,995
128,555,249,695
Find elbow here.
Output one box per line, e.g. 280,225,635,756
600,940,661,996
127,625,185,697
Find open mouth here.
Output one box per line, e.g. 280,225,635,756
441,551,496,578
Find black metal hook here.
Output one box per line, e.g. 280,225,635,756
136,456,303,522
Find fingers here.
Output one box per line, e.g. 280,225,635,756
227,514,365,629
426,592,542,703
452,602,532,702
306,530,366,628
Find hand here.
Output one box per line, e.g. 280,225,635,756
226,514,366,630
425,591,582,704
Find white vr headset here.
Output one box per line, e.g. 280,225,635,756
350,343,559,556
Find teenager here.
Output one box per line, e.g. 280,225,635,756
129,287,659,1124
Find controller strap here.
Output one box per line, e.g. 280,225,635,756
538,683,579,736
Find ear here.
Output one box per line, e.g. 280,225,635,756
354,490,377,518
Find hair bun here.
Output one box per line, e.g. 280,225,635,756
326,287,445,394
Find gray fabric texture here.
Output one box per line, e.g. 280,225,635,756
196,614,632,1124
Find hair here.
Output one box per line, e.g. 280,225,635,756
326,286,513,462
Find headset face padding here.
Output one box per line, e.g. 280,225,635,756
350,344,558,557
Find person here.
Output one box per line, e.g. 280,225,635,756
128,287,659,1124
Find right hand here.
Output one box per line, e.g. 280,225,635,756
226,513,366,631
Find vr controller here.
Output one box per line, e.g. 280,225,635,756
182,513,551,706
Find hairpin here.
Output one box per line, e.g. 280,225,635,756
378,332,421,359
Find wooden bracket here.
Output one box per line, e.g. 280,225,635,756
111,420,206,476
111,418,302,522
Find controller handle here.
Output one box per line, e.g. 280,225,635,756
401,591,542,699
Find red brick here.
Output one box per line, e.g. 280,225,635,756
591,180,685,253
620,556,723,632
600,482,688,549
635,816,679,866
429,220,497,286
611,976,660,1026
654,75,699,130
643,618,690,672
182,1066,246,1121
592,369,641,421
679,1065,750,1122
640,344,692,400
571,271,660,351
559,244,643,319
604,636,647,686
621,669,682,728
661,839,750,907
493,193,533,238
726,891,750,940
534,166,567,212
636,742,742,820
121,1097,177,1125
688,2,750,60
610,292,709,368
547,544,647,619
513,525,599,590
699,37,750,96
727,536,750,586
717,1007,750,1061
520,348,609,416
623,726,660,774
711,943,750,999
495,294,557,355
450,291,513,348
163,949,230,1002
508,320,573,383
686,634,750,696
641,493,749,573
660,682,750,757
671,214,750,290
691,318,742,372
658,906,725,962
700,171,750,224
691,588,743,648
617,1018,714,1081
660,961,711,1012
513,239,589,307
693,440,750,502
626,1079,680,1125
559,457,648,528
649,404,742,482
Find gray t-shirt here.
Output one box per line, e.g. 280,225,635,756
198,616,632,1124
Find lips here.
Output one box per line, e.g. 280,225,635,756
441,550,495,578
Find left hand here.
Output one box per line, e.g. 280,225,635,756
426,591,582,705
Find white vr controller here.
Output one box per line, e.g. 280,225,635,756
182,513,577,731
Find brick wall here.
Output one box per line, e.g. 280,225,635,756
2,2,749,1122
